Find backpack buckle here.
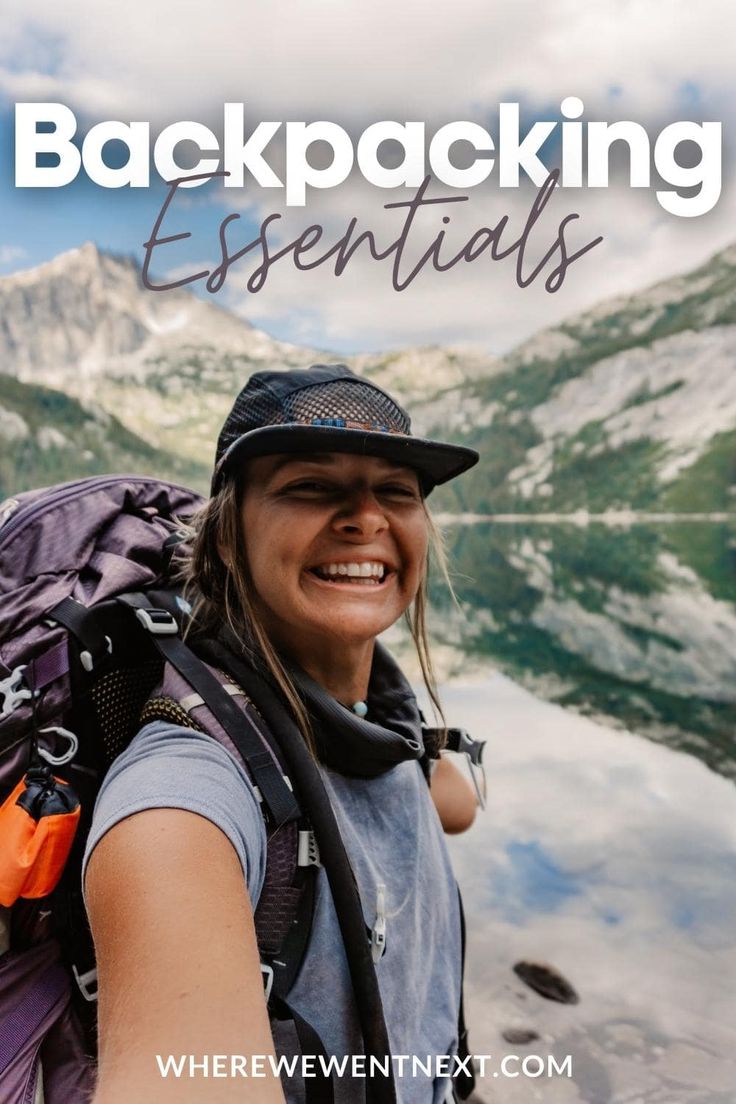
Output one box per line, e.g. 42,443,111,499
446,728,484,766
0,665,35,718
437,727,487,810
135,608,179,635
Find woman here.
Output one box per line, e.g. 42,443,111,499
84,364,480,1104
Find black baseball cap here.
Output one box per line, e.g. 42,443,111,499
212,364,479,495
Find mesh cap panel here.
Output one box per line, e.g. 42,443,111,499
211,363,479,493
216,377,410,467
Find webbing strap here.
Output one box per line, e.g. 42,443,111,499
453,889,475,1101
118,596,300,831
198,635,397,1104
47,597,109,668
270,995,335,1104
27,638,69,692
0,962,69,1074
156,638,299,830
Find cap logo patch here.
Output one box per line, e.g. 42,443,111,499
307,417,401,434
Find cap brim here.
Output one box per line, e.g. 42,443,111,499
212,424,479,495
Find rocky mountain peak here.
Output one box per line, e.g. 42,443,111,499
0,243,309,388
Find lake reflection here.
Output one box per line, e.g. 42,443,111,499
440,675,736,1104
431,521,736,779
414,519,736,1101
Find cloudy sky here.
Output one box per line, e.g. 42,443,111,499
0,0,734,354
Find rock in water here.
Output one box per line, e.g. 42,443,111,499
512,960,579,1004
501,1027,540,1045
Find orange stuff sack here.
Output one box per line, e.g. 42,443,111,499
0,766,80,907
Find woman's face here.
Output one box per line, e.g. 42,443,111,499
238,452,429,651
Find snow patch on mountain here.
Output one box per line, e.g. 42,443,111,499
143,309,191,336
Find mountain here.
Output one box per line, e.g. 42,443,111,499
0,243,323,471
420,244,736,514
0,243,492,472
0,373,208,499
425,519,736,778
0,241,312,384
0,241,734,512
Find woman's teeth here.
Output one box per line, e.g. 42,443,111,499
312,561,387,584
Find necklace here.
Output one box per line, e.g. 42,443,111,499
351,700,368,718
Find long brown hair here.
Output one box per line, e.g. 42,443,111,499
181,474,449,754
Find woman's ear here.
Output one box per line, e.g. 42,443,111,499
216,538,232,571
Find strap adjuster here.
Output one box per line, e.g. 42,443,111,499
135,608,179,635
261,963,274,1002
80,635,112,672
371,883,387,963
72,964,99,1002
443,724,483,768
451,728,485,766
297,829,320,867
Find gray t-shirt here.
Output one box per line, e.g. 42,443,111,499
83,721,461,1103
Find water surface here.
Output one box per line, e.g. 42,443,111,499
420,519,736,1102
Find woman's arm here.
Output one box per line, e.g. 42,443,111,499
430,756,477,834
85,808,286,1104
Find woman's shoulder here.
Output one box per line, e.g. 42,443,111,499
83,720,268,904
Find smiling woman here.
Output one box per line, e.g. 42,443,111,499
83,364,481,1104
239,453,428,705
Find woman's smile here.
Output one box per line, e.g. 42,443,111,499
307,559,393,587
239,452,428,664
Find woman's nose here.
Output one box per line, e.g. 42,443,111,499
333,490,389,537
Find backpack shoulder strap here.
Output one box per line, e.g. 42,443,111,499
140,659,319,999
129,625,334,1104
119,593,300,831
196,631,398,1104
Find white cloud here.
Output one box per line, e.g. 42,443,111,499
2,0,734,122
0,244,28,267
1,0,734,353
210,169,736,354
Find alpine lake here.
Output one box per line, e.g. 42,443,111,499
411,516,736,1104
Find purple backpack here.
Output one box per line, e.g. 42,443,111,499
0,475,476,1104
0,475,313,1104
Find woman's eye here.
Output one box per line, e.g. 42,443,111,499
278,479,419,500
379,484,419,499
283,480,333,495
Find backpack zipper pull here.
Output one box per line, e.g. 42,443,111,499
371,882,387,963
